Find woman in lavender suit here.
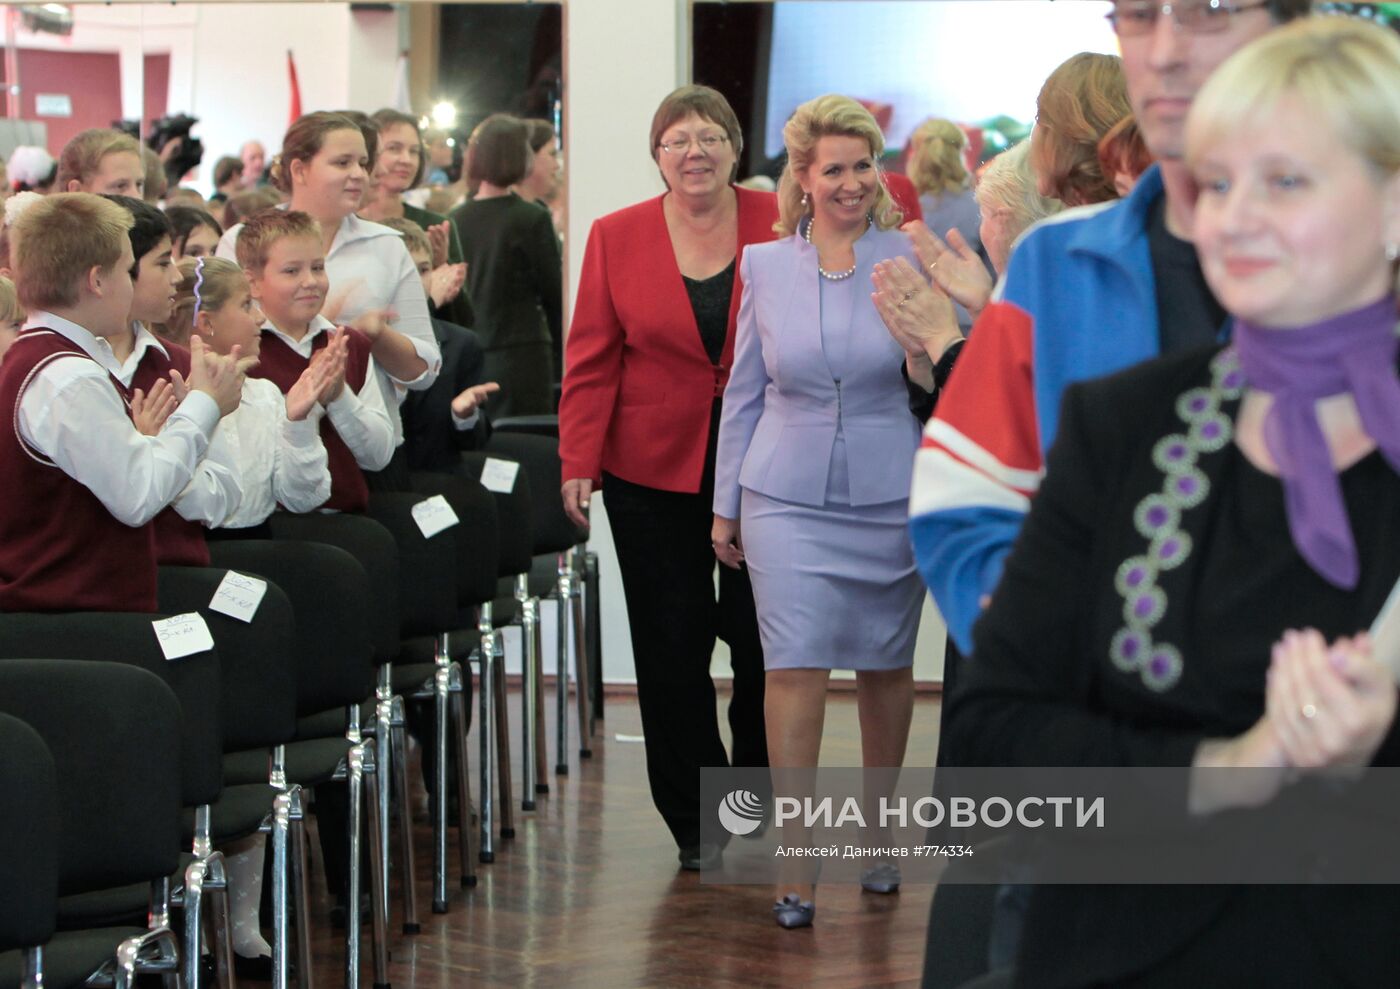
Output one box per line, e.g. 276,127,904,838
712,95,963,928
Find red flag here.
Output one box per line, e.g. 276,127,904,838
287,50,302,126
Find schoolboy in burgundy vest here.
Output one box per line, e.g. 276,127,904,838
130,338,212,565
0,328,159,611
252,322,376,512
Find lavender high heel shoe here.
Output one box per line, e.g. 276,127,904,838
772,893,815,929
860,862,902,894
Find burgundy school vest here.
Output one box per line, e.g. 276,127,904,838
250,327,374,512
0,328,159,612
131,339,211,566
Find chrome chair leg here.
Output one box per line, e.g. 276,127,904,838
288,789,314,989
554,554,571,776
362,743,390,989
387,695,421,933
113,927,180,989
19,946,41,989
206,851,233,989
373,668,394,928
477,611,497,863
492,631,515,839
448,665,477,888
516,573,539,810
344,744,363,988
433,634,453,908
269,790,291,989
182,857,205,989
569,557,593,759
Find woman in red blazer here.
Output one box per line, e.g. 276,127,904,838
559,85,777,870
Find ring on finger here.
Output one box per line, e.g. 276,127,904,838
1302,702,1319,720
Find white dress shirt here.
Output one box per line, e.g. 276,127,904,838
220,377,332,528
17,313,224,527
261,315,395,472
108,322,243,528
218,212,443,448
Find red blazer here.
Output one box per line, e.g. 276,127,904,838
559,186,779,493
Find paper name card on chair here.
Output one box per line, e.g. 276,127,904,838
412,494,460,538
152,613,215,661
479,457,520,494
209,570,269,623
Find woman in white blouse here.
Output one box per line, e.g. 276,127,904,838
172,256,335,527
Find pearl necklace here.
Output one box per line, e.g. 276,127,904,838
803,216,859,281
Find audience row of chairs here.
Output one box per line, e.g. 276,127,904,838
0,420,597,989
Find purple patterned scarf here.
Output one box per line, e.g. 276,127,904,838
1232,296,1400,588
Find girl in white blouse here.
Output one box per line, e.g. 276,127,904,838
173,256,336,527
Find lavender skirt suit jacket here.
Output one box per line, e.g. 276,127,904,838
714,224,925,670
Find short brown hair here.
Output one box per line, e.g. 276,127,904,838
213,155,244,188
1034,52,1131,207
372,108,427,188
222,188,280,231
378,216,430,259
141,146,167,204
55,128,141,191
271,111,364,193
467,114,531,187
649,85,743,183
235,208,321,273
12,193,132,310
523,118,556,154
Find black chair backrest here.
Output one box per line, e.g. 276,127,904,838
0,661,182,895
454,452,534,577
208,540,375,716
485,431,586,555
367,491,464,639
158,565,297,751
0,712,58,953
408,471,500,607
267,513,401,664
0,614,223,808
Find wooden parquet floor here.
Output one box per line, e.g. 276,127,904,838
300,685,942,989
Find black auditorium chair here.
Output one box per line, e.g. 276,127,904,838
0,661,187,989
454,450,539,813
211,530,391,989
0,712,59,989
396,471,503,900
487,424,594,780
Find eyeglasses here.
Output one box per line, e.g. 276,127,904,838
1106,0,1271,36
658,134,730,155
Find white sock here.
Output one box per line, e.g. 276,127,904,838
223,834,273,959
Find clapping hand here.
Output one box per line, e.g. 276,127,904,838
350,309,395,343
286,346,340,421
131,378,178,436
427,221,452,268
316,330,351,405
182,334,245,417
429,262,467,309
871,257,962,361
903,221,993,318
1266,629,1397,770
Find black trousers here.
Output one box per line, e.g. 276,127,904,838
602,471,768,850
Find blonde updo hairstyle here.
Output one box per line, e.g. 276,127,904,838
1186,15,1400,291
270,111,365,194
776,94,901,237
909,118,969,198
159,256,246,347
1033,52,1131,207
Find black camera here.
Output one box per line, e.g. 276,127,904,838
147,113,205,186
